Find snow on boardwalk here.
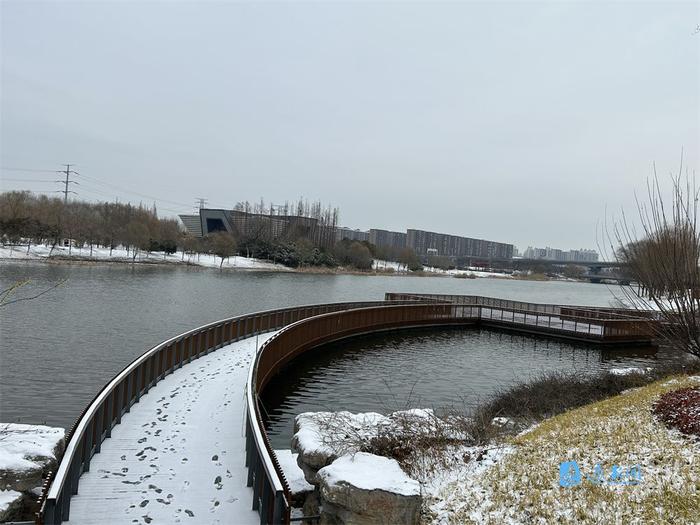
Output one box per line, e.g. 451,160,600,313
481,308,604,335
67,332,278,525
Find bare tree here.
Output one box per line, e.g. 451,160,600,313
209,231,237,269
608,164,700,358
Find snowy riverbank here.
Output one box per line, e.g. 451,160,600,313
428,375,700,524
0,244,293,272
273,373,700,524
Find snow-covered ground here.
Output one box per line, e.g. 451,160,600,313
0,423,64,473
372,259,512,279
0,489,22,521
0,244,292,272
273,450,313,496
66,332,277,525
424,375,700,524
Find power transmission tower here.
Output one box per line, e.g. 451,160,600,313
195,197,208,210
56,164,79,203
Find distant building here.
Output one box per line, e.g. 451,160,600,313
369,229,407,250
179,208,337,248
178,214,202,237
336,227,369,243
523,246,598,262
407,229,513,259
565,249,599,262
180,208,515,261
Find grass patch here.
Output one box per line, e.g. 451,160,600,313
438,375,700,524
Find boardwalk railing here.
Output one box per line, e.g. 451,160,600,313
37,300,422,525
244,298,657,524
246,302,480,524
385,293,657,342
39,293,656,525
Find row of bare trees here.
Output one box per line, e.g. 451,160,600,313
232,197,340,249
0,191,181,260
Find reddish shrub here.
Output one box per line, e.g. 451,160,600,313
652,387,700,438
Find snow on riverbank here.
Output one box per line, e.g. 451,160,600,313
0,423,64,474
426,375,700,524
372,259,512,279
0,244,292,271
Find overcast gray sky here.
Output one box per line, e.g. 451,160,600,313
1,1,698,252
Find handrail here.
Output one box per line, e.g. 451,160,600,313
38,293,655,525
385,292,658,320
245,298,656,524
37,299,425,525
245,302,478,524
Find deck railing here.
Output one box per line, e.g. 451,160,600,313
246,302,480,524
245,298,656,524
36,300,421,525
38,293,656,525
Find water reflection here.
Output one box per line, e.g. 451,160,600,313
261,327,674,449
0,261,647,428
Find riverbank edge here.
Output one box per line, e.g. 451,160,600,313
0,256,580,281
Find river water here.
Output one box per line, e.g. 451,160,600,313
0,261,678,437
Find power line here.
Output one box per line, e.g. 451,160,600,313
2,165,220,215
73,172,193,208
77,184,187,214
1,178,59,183
1,167,59,173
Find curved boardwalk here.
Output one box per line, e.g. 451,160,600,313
66,332,278,525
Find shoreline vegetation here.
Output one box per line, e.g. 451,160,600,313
286,362,700,524
441,371,700,524
0,244,577,281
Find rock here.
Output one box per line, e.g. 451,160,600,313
0,423,65,493
317,452,421,525
0,489,23,522
302,490,321,520
292,412,389,483
274,449,314,505
490,417,515,429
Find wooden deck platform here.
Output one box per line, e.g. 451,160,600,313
65,332,277,524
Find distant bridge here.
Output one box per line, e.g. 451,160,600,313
456,257,631,284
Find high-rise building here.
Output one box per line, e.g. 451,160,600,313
523,246,598,262
368,229,407,250
407,229,513,259
336,227,369,243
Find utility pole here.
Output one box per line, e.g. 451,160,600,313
56,164,79,203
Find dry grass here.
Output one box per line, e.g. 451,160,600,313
437,375,700,524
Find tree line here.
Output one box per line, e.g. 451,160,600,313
0,191,425,272
0,191,182,259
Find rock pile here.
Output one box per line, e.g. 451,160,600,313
287,410,453,524
0,423,65,522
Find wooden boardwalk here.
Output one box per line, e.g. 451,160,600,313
39,297,654,525
66,332,277,525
